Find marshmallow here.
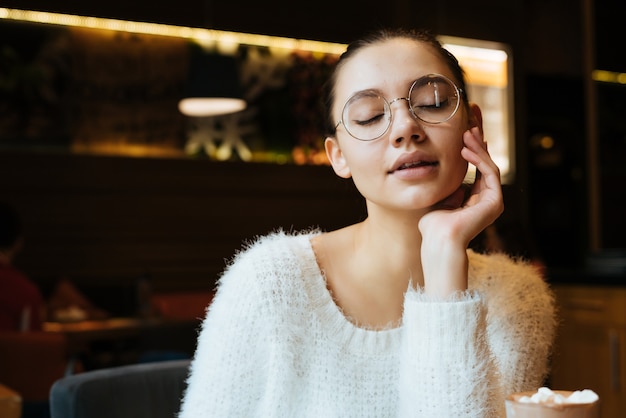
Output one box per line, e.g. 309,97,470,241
566,389,599,404
518,387,599,405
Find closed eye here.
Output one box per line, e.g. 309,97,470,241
414,98,451,110
353,113,386,126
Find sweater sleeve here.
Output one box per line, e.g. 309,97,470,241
178,245,273,418
398,290,502,418
398,252,556,418
474,252,556,395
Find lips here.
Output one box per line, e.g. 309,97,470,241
389,153,438,173
397,161,436,170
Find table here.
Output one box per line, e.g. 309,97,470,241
0,383,21,418
44,317,200,369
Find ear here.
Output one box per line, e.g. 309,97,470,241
468,102,484,134
324,137,352,179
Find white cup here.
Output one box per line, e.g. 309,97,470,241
505,390,599,418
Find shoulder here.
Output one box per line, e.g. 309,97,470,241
204,229,321,333
468,249,555,326
225,228,320,275
0,265,40,296
214,228,321,302
468,250,550,291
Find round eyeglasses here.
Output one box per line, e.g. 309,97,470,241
334,73,464,141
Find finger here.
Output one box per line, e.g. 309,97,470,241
464,127,488,155
462,129,482,181
463,131,499,179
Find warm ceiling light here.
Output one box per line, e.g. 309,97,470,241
0,8,347,55
178,50,247,117
178,98,246,117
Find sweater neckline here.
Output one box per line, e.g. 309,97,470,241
298,233,402,353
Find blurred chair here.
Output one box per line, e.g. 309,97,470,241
150,291,214,321
49,359,190,418
0,331,76,417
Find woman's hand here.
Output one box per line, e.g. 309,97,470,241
418,126,504,297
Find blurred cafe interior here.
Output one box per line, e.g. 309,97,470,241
0,0,625,417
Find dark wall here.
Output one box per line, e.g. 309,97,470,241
1,151,366,291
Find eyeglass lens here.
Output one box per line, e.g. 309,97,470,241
341,74,460,141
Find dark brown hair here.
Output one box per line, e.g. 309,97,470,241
323,28,468,137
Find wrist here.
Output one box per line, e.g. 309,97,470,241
421,241,469,298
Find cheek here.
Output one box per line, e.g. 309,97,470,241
438,129,469,183
341,139,382,170
453,137,469,171
340,143,385,189
436,125,464,156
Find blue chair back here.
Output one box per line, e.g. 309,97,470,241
50,360,190,418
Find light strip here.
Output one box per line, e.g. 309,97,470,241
442,43,508,63
442,42,509,88
0,8,347,55
592,69,626,85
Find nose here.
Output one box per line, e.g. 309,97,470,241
387,97,425,146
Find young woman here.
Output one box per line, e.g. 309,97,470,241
178,28,556,417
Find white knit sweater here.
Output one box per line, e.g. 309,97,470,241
179,230,555,418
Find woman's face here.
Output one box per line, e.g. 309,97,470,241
326,38,475,214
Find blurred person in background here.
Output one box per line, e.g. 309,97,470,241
0,201,44,332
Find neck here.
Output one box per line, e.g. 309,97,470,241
352,208,427,288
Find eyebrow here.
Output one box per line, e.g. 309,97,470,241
345,77,419,102
347,89,385,100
